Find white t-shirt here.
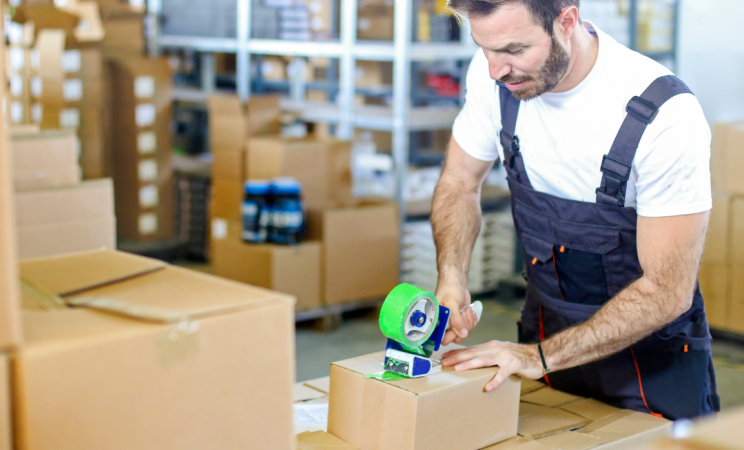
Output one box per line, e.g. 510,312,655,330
453,22,712,218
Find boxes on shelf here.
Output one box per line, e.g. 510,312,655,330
328,347,521,450
0,22,24,353
12,249,295,450
355,61,393,89
12,1,105,49
100,15,146,57
246,137,352,209
306,200,399,305
14,179,116,260
357,3,394,40
10,129,81,191
92,0,147,17
211,219,322,311
107,57,174,242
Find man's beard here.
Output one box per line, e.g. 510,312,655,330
500,33,571,101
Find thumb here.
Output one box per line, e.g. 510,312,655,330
447,306,469,339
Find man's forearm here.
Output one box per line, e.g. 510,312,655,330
431,174,482,288
541,221,704,371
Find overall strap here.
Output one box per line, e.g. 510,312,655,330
499,84,532,186
596,75,693,207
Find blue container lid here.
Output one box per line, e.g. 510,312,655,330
244,180,270,195
271,177,302,195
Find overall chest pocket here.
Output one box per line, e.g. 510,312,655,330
514,201,622,306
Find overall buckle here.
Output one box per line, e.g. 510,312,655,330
626,96,659,124
596,154,632,205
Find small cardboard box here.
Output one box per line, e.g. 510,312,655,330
307,201,399,305
14,179,116,259
212,232,322,311
357,5,394,40
328,349,521,450
247,137,352,209
0,354,10,450
10,129,81,191
13,249,296,450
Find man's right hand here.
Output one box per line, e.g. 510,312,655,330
437,284,479,346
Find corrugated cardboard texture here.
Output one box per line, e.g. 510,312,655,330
14,250,296,450
307,202,399,305
0,354,11,450
0,16,24,351
212,237,322,311
328,349,521,450
298,431,357,450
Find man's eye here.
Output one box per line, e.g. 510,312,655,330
508,49,523,55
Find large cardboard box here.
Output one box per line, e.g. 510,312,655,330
0,22,24,352
0,354,10,450
212,232,322,311
10,129,81,191
100,15,145,57
247,137,352,209
14,179,116,259
307,201,399,305
210,179,244,222
703,193,730,265
31,31,104,79
328,349,521,450
13,249,295,450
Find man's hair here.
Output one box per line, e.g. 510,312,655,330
447,0,580,34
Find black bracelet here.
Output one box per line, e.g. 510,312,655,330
538,343,550,375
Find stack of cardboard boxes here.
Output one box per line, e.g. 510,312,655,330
700,122,744,334
207,95,399,312
107,57,175,243
7,3,107,180
9,128,116,260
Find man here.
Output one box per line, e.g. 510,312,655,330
431,0,719,420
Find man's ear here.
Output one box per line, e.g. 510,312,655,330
555,6,580,42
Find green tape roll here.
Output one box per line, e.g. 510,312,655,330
379,283,439,349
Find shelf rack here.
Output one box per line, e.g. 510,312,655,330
147,0,680,232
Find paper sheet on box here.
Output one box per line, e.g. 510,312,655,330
294,402,329,435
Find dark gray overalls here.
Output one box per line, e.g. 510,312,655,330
500,75,720,420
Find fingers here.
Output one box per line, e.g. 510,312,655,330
485,365,515,392
441,347,469,359
447,307,469,340
441,329,458,346
442,347,485,367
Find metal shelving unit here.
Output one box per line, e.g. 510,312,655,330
147,0,680,222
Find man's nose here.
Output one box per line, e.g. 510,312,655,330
488,55,511,81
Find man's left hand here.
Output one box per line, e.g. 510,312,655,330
442,341,545,392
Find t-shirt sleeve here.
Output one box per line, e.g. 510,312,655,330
633,94,712,218
452,51,502,162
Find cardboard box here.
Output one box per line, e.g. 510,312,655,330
14,179,116,259
357,5,395,40
92,0,146,17
0,354,11,450
212,233,322,311
307,201,399,305
13,1,104,48
10,129,81,191
13,249,295,450
247,137,352,209
704,193,730,265
328,349,521,450
728,266,744,334
208,95,247,155
210,179,244,222
355,61,393,88
298,431,356,450
79,107,106,179
698,263,728,330
731,197,744,266
0,21,24,352
30,76,104,108
711,122,744,195
100,15,145,56
31,31,104,79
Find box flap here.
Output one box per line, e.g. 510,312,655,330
20,249,165,296
482,437,554,449
297,431,356,450
560,398,622,422
518,403,592,439
295,383,327,403
14,3,79,30
536,431,608,450
521,386,583,408
580,410,670,443
304,377,331,394
521,379,546,396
